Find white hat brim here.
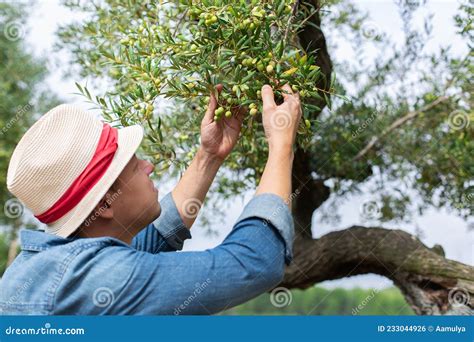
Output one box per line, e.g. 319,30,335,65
46,124,144,237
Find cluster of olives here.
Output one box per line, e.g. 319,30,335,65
240,51,276,74
189,2,293,29
160,0,321,133
200,12,218,27
131,100,154,119
213,106,232,120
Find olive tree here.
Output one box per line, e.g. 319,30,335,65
57,0,473,314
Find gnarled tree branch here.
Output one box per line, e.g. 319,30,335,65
353,95,450,161
282,226,474,315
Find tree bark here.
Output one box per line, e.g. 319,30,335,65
281,227,474,315
291,0,333,239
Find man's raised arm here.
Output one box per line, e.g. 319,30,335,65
171,84,244,228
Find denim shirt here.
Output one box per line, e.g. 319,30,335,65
0,193,294,315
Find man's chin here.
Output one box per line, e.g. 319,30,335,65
153,203,162,221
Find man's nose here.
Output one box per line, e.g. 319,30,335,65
144,160,155,176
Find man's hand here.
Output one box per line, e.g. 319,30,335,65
171,85,245,229
200,84,245,162
261,84,301,153
255,84,302,207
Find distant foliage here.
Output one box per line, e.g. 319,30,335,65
222,286,414,315
0,2,59,253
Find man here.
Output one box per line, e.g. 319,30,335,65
0,84,301,314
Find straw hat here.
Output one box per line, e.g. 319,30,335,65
6,104,144,237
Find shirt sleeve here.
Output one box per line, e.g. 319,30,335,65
54,194,294,315
55,216,287,315
131,192,191,253
235,193,295,264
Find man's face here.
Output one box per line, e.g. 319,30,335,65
110,154,161,236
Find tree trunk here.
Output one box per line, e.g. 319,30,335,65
287,0,474,316
291,0,332,239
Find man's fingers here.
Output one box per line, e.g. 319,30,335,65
215,84,223,93
261,84,276,111
203,84,223,124
210,83,223,107
281,84,294,101
233,105,247,124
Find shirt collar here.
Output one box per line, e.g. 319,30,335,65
19,228,129,252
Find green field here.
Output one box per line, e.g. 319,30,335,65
222,286,414,315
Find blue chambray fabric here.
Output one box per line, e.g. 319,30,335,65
0,193,294,315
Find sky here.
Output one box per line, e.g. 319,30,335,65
15,0,473,289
